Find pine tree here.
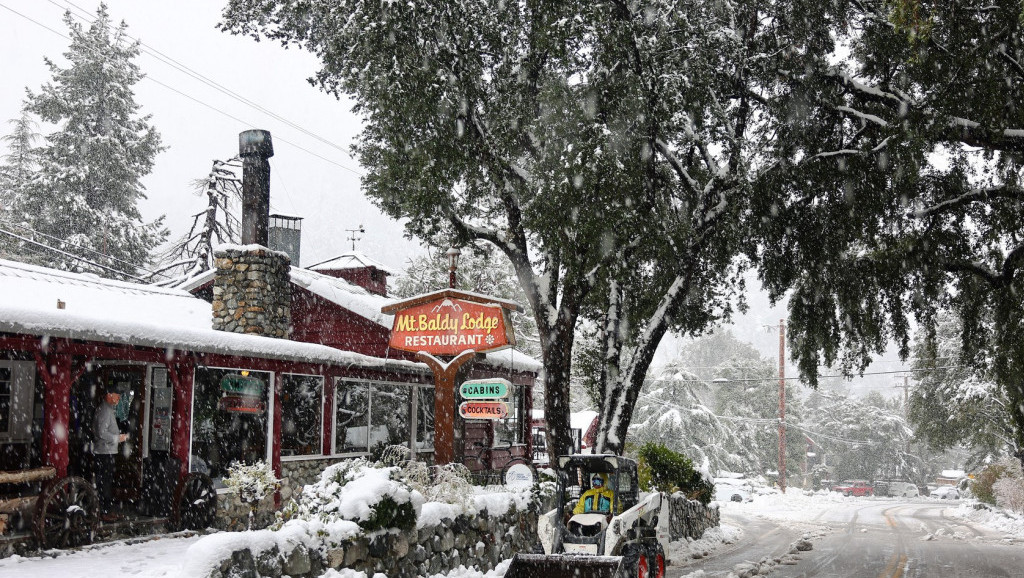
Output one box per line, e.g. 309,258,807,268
15,4,166,278
0,106,40,258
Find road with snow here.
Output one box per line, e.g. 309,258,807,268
673,494,1024,578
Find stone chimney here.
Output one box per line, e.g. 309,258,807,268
211,130,291,338
211,246,290,337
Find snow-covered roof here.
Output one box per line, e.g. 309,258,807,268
570,410,599,430
0,259,419,369
940,469,966,479
309,251,396,275
0,259,540,373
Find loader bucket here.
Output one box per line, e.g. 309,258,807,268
504,553,623,578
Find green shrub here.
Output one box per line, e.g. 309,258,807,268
973,462,1011,505
637,442,714,505
361,495,418,532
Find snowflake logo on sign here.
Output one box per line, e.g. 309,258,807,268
485,334,495,345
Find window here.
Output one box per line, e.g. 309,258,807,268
191,367,270,480
334,380,417,454
415,386,434,450
494,384,525,445
334,380,369,453
281,374,323,457
0,367,11,433
370,383,410,451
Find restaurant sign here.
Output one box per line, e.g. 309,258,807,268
388,297,514,355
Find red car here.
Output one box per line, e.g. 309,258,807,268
834,479,874,497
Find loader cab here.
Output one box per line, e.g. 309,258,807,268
554,454,639,555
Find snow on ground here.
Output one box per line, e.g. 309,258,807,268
667,523,743,564
950,502,1024,540
0,533,200,578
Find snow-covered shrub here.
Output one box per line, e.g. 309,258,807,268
222,460,280,530
637,442,714,504
288,458,424,532
972,460,1013,505
992,458,1024,513
374,444,480,509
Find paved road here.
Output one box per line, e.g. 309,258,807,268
673,500,1024,577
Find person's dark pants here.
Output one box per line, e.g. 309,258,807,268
94,454,115,515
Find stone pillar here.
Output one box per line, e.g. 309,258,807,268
212,246,291,337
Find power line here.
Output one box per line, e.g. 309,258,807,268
649,365,963,385
4,1,364,176
0,219,167,279
0,227,147,281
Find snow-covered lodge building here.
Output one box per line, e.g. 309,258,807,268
0,251,538,538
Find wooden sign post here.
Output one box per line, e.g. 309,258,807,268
382,289,522,465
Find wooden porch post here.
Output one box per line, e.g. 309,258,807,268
37,343,73,478
167,356,195,480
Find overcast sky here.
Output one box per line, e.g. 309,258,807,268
0,0,425,272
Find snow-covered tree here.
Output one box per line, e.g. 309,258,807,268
0,106,40,258
150,157,242,287
806,391,917,482
752,1,1024,462
633,330,805,478
220,0,837,456
14,4,166,278
908,312,1014,466
630,362,751,475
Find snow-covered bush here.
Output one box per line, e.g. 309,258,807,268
992,458,1024,513
637,442,715,504
222,460,280,530
286,458,424,532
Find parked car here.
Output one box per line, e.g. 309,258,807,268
834,479,874,497
875,480,919,498
930,485,960,500
713,477,752,502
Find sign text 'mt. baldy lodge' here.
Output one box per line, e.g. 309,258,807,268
382,290,521,356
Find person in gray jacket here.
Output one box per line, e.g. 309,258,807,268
93,385,127,522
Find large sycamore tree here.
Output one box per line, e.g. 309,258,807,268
221,0,838,455
754,1,1024,459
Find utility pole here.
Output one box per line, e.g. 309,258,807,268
778,318,787,494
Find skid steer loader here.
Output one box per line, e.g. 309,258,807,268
505,454,669,578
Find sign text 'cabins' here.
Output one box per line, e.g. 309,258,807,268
460,378,511,400
387,297,515,356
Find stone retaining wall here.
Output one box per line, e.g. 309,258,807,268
668,493,720,540
205,507,540,578
214,458,347,531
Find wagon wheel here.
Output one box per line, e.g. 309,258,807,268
172,472,216,531
34,476,98,548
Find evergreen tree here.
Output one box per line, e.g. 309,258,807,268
15,4,166,278
908,312,1014,466
0,106,40,258
150,157,242,287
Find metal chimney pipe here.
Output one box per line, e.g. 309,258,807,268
239,129,274,246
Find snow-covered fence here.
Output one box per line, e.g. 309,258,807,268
668,493,720,540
